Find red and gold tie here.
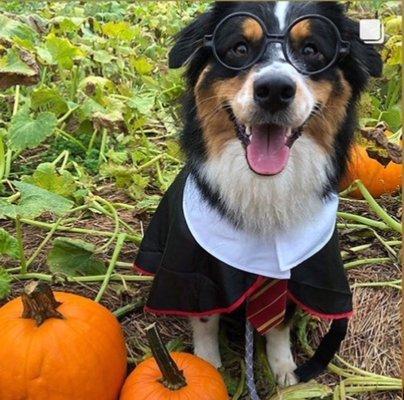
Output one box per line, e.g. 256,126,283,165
247,278,288,335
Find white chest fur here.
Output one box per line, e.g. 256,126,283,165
199,135,334,235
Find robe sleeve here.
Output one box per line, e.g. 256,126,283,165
288,227,353,319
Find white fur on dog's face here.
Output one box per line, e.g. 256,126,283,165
275,1,290,30
231,61,315,129
229,1,315,130
201,134,332,234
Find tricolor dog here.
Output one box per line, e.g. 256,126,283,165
135,1,382,387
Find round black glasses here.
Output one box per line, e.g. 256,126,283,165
203,12,350,75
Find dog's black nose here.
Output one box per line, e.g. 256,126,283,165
253,75,296,112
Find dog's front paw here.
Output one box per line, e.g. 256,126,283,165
271,360,299,387
194,348,222,368
294,359,325,382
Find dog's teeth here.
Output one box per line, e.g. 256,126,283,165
286,127,297,138
246,126,252,137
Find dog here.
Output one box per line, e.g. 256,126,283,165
135,1,382,388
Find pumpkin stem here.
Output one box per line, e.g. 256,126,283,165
21,281,64,326
146,323,187,390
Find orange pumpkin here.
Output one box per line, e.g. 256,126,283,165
120,324,228,400
340,144,402,198
0,282,127,400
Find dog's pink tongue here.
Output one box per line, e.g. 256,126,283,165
246,124,290,175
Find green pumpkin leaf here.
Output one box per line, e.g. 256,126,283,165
22,163,77,198
0,48,40,89
78,97,107,121
0,15,37,44
0,48,37,76
132,57,153,75
101,21,138,41
47,237,106,276
38,34,84,69
12,181,73,218
93,50,115,64
53,16,86,34
379,106,401,132
128,94,155,115
79,76,115,95
8,109,58,151
31,87,69,115
0,228,20,259
0,267,12,300
0,199,17,219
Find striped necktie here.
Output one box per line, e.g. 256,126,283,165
247,278,288,335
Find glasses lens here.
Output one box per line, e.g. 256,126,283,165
213,15,265,69
286,17,339,74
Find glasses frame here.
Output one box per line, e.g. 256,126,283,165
203,12,350,75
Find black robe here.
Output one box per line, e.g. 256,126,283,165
135,169,353,321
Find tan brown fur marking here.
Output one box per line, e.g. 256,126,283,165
305,72,352,152
242,18,263,42
195,67,244,157
290,19,311,41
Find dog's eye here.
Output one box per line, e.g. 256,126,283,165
301,43,319,57
232,42,249,57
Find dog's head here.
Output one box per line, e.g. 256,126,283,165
169,1,382,178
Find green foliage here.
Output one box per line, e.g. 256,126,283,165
47,237,106,276
0,200,17,219
383,16,402,67
0,228,20,259
0,14,37,44
128,94,155,115
0,181,73,218
8,108,58,151
0,267,12,300
37,34,84,69
101,21,139,41
22,163,77,197
31,87,69,115
132,57,154,75
14,181,73,217
0,1,204,190
0,49,37,77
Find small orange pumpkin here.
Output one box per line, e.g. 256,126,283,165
120,324,228,400
340,144,402,198
0,282,127,400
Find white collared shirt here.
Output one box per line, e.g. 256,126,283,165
183,175,338,279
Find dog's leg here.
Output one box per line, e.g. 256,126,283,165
190,315,222,368
266,323,298,387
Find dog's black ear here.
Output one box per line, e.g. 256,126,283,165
342,17,383,78
168,11,213,69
